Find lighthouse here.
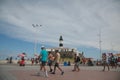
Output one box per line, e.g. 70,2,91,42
59,35,63,48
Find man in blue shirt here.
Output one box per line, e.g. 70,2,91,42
40,47,48,62
39,46,48,77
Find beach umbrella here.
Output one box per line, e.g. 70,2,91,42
18,53,26,57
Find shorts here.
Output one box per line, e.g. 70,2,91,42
55,62,59,67
48,60,53,66
41,61,47,66
75,62,80,67
103,61,108,65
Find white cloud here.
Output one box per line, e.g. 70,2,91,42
0,0,120,51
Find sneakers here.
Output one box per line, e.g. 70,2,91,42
49,69,53,72
51,72,55,74
45,71,49,77
72,69,76,71
51,71,64,75
61,71,64,75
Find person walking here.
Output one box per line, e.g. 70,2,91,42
38,46,48,77
31,58,34,66
110,53,116,69
51,50,64,75
72,53,80,72
48,52,54,72
102,53,110,71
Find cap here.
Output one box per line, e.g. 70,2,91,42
41,46,45,49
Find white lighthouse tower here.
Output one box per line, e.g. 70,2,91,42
59,35,63,48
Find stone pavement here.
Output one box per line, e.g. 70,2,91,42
0,64,120,80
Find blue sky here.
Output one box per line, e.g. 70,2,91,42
0,0,120,60
0,34,34,59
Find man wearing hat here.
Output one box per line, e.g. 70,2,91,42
39,46,48,77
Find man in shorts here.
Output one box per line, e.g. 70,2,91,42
51,50,64,75
39,46,48,77
48,52,54,72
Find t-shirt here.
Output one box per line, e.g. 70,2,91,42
40,49,48,61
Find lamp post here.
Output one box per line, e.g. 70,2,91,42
32,24,42,57
98,28,102,60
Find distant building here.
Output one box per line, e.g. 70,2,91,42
46,47,75,58
46,35,84,59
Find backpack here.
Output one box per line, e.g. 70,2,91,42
76,56,80,62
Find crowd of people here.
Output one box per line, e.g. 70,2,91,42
17,46,120,77
102,53,120,71
35,46,83,77
37,46,64,77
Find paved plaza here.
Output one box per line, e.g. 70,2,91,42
0,64,120,80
